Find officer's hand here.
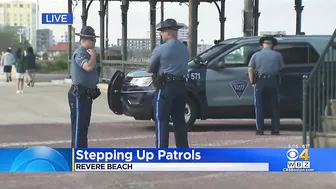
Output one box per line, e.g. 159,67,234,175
87,49,96,57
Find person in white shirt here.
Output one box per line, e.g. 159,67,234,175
0,48,16,82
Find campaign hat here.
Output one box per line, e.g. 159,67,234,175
157,18,184,31
75,26,99,38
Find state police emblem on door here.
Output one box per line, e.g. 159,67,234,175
230,80,248,99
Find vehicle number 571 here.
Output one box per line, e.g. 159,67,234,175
189,73,201,80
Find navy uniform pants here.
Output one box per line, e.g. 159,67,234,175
253,77,280,131
68,92,93,148
153,81,189,148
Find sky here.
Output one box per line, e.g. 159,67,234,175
1,0,336,45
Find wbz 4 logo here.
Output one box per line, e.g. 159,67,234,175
286,148,310,168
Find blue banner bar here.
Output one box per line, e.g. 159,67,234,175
41,13,73,24
0,147,335,172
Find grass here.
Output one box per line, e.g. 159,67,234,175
36,59,69,74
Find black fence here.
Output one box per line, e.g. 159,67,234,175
302,29,336,147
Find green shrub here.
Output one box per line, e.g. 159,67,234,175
36,59,69,74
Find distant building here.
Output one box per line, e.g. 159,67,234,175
0,1,37,49
46,42,78,57
117,38,150,50
36,29,53,52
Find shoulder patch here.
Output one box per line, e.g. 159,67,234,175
230,80,249,99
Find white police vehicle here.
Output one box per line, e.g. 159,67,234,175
108,35,330,128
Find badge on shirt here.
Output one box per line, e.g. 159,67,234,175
230,80,249,99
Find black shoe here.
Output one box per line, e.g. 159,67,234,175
256,130,264,135
271,129,280,135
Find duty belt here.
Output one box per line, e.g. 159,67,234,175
163,74,185,82
257,73,276,79
70,84,101,100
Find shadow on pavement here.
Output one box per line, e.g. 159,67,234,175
144,122,302,133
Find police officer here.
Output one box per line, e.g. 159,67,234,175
248,36,284,135
147,18,189,148
68,26,100,148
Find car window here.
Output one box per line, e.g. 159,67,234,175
210,43,260,68
188,43,235,66
274,43,320,65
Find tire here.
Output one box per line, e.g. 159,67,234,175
184,97,198,129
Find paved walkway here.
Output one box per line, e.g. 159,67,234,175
0,73,133,125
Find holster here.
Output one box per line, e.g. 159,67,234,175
70,85,101,100
152,73,164,89
251,71,260,84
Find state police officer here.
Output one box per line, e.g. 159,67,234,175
68,26,101,148
248,36,284,135
147,18,189,148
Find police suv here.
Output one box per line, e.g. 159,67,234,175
107,35,330,128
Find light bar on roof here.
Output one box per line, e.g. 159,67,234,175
260,31,286,36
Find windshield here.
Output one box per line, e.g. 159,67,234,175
188,43,235,66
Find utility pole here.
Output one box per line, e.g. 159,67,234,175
160,0,164,44
67,0,72,78
106,2,109,48
243,0,253,37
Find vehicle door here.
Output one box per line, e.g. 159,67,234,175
108,71,125,115
205,42,260,117
274,42,320,116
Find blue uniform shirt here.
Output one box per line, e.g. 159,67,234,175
71,46,99,89
148,38,189,76
248,47,284,75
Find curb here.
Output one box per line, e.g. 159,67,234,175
97,83,108,92
51,80,65,84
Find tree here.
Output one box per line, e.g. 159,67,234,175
0,26,30,52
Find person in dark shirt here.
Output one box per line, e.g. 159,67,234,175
15,48,25,93
24,47,36,87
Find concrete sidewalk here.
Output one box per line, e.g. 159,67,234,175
0,77,133,125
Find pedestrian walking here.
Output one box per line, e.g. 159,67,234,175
147,18,189,148
24,47,36,87
248,36,284,135
15,48,25,93
0,51,5,74
1,48,15,82
68,26,101,148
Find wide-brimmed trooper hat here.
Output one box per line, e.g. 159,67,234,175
157,18,183,31
259,36,277,46
75,26,99,38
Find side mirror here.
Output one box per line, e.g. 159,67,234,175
218,61,226,68
194,57,202,64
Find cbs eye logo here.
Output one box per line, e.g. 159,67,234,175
10,146,71,172
286,148,310,161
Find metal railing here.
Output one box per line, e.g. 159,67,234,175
67,60,147,82
100,60,147,82
302,29,336,147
